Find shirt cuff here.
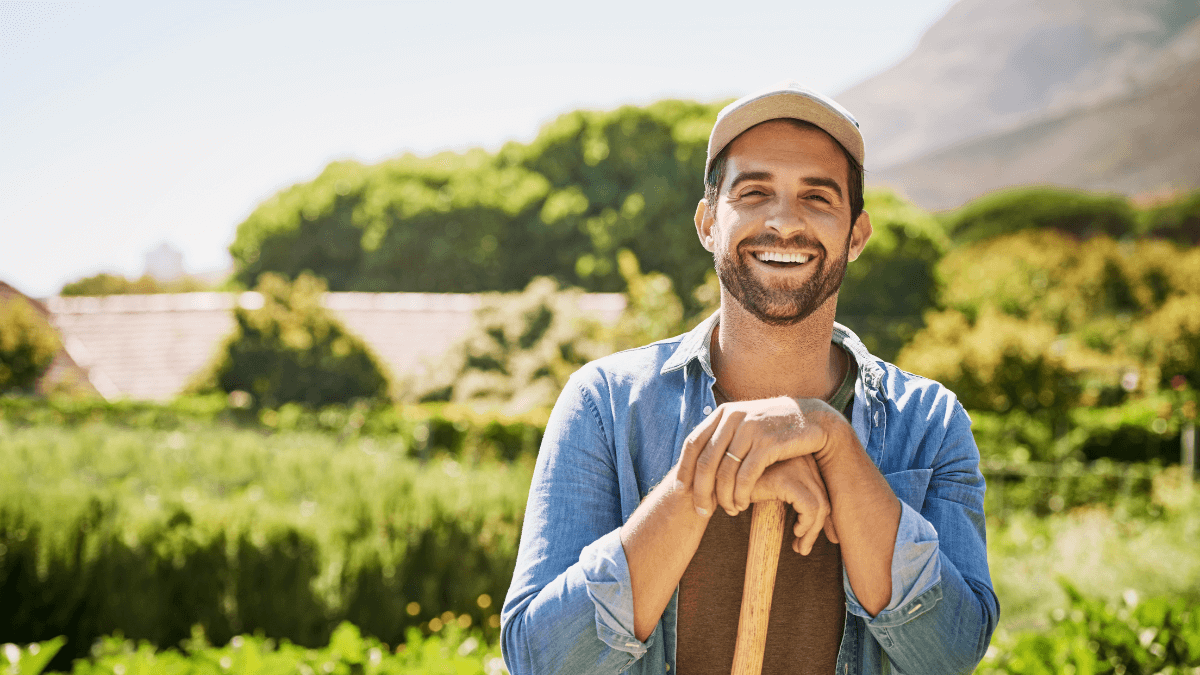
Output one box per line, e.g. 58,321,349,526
843,500,942,626
580,527,651,657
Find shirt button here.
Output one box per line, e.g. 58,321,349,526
703,405,713,415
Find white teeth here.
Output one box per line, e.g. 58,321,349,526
755,251,811,264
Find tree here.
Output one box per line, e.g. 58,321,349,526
0,295,61,394
191,273,390,409
942,186,1136,244
60,272,213,296
409,277,609,413
836,187,950,360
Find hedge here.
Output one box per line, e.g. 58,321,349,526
0,420,531,671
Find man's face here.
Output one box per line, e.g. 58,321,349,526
697,120,870,326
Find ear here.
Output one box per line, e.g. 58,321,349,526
848,211,872,262
695,199,715,253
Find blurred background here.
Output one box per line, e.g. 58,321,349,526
2,0,1199,673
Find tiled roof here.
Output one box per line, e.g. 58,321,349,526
45,292,627,401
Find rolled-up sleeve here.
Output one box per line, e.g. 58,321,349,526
843,499,942,624
501,373,650,675
845,398,1000,674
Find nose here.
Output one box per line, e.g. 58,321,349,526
763,196,808,238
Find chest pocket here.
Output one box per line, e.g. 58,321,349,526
883,468,933,512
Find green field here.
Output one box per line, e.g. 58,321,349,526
2,404,1199,673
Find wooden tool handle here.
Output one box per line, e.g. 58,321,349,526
731,500,788,675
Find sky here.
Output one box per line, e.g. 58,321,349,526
1,0,959,298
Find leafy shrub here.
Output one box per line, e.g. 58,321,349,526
59,272,213,296
1141,188,1200,244
6,622,508,675
837,187,950,360
980,582,1200,674
896,307,1081,422
192,273,390,409
410,276,610,412
0,295,61,394
0,419,530,669
943,186,1136,244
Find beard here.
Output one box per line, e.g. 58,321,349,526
715,229,851,327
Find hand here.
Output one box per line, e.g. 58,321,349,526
752,455,841,554
676,396,843,518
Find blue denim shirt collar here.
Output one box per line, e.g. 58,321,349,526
660,310,886,395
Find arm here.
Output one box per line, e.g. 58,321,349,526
837,400,1000,674
500,376,649,675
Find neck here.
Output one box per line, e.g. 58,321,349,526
711,291,844,402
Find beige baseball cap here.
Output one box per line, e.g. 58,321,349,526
706,81,865,176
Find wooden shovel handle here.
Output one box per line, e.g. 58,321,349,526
731,500,788,675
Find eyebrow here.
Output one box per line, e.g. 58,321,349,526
725,171,844,199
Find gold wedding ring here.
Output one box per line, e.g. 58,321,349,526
724,451,743,463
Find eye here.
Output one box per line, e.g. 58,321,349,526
805,193,831,204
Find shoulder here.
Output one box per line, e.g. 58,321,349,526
568,334,689,402
877,361,966,426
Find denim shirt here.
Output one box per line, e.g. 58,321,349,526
501,313,1000,674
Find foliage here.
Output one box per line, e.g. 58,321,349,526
408,277,611,412
0,295,61,394
412,250,692,412
899,231,1200,419
191,273,390,409
987,479,1200,637
227,101,726,308
896,307,1081,423
605,249,685,352
1141,187,1200,244
979,582,1200,674
942,186,1137,244
0,416,530,669
5,622,508,675
225,101,944,360
837,187,950,360
59,273,213,296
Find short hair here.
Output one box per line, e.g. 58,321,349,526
704,119,864,226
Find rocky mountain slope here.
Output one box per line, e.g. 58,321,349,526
839,0,1200,209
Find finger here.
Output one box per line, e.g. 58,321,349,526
676,407,722,489
692,408,741,515
823,515,839,544
793,506,818,554
732,431,789,512
715,425,754,515
798,498,829,555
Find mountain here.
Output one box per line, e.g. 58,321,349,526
839,0,1200,209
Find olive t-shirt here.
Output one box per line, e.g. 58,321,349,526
676,346,857,674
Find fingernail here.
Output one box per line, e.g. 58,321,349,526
725,509,737,517
695,506,709,516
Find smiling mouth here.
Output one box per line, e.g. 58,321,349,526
753,251,812,267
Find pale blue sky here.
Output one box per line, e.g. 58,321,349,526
1,0,958,297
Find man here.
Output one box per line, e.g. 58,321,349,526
501,82,999,675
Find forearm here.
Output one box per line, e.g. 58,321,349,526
815,416,901,616
619,465,711,641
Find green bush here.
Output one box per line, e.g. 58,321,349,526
59,272,214,296
897,307,1081,423
191,273,390,409
943,186,1137,244
980,582,1200,674
0,295,61,394
837,187,950,361
1141,188,1200,245
6,622,508,675
0,419,530,668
